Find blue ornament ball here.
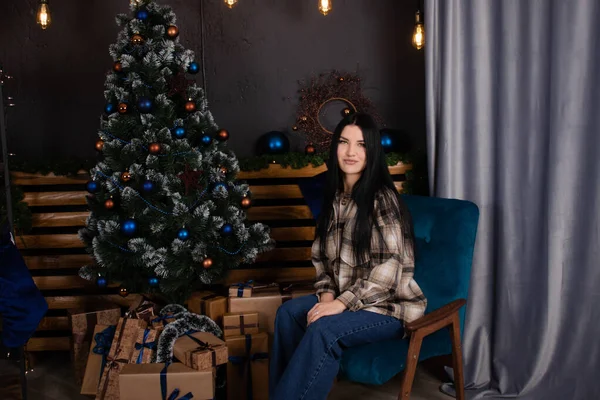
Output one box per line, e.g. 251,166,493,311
257,131,290,155
201,134,212,145
121,219,137,236
221,223,233,236
188,62,200,74
380,132,394,152
177,228,190,241
142,180,154,192
104,103,115,114
174,127,186,138
136,10,149,20
148,277,159,287
97,277,107,288
86,180,99,193
137,97,153,113
213,182,227,192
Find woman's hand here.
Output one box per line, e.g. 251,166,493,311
307,299,347,325
319,293,335,303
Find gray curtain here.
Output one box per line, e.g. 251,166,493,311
425,1,600,399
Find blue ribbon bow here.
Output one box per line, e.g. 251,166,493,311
160,363,194,400
135,328,157,363
228,334,268,400
152,314,174,325
232,280,254,297
92,325,116,375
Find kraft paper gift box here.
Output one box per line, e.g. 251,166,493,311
126,295,160,323
80,324,116,396
129,327,161,364
225,332,269,400
173,331,228,371
119,363,215,400
228,282,280,298
281,281,317,299
150,314,176,329
223,312,259,337
187,290,228,327
68,305,121,384
228,287,283,334
95,317,147,400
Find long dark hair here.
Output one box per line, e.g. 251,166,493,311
316,113,415,265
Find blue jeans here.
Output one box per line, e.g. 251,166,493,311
269,294,405,400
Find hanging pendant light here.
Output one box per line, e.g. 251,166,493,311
36,0,51,30
224,0,238,9
319,0,332,16
412,4,425,50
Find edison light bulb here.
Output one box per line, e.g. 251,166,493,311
36,0,51,30
412,11,425,50
224,0,238,9
319,0,332,16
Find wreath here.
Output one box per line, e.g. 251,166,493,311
292,70,382,151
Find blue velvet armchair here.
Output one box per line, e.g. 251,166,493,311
338,195,479,400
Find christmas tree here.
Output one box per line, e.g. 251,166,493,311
79,0,273,303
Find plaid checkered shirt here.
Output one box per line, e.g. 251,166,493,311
313,189,427,325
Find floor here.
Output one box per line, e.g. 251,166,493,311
0,351,452,400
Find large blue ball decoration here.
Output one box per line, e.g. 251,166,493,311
257,131,290,155
142,180,154,192
137,97,153,113
221,223,233,236
104,103,115,114
177,228,190,241
380,132,393,152
136,10,149,20
97,277,107,288
188,62,200,74
86,180,99,193
213,182,227,191
201,134,212,145
174,127,186,138
121,219,137,236
379,129,411,154
148,277,159,287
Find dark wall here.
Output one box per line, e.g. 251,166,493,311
0,0,425,160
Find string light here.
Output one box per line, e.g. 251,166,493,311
319,0,332,16
224,0,238,9
412,4,425,50
36,0,51,30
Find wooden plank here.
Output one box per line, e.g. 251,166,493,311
389,163,411,175
32,211,88,228
26,337,71,352
24,254,93,270
238,164,328,179
45,295,136,310
18,234,84,249
247,205,313,220
23,191,88,207
36,316,70,331
270,227,315,242
248,185,303,199
224,267,315,285
11,171,89,186
33,275,91,290
256,247,311,262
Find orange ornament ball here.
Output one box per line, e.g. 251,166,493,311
241,197,252,209
217,129,229,142
113,62,123,73
118,103,128,114
185,101,196,112
104,198,115,209
121,172,132,182
305,144,316,155
149,143,161,154
167,25,179,38
203,257,213,269
95,140,104,152
132,34,144,45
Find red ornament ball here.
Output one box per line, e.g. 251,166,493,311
113,62,123,73
185,101,196,112
167,25,179,38
149,143,161,154
118,103,128,114
217,129,229,142
104,198,115,209
203,257,213,269
95,140,104,152
305,144,316,155
121,172,132,182
241,197,252,209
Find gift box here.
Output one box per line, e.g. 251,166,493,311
129,327,161,364
228,287,282,334
223,312,259,337
96,317,147,400
68,305,121,384
119,363,215,400
226,332,269,400
228,282,280,298
187,291,228,327
126,295,160,323
173,331,228,371
150,314,176,329
281,281,316,299
81,324,116,396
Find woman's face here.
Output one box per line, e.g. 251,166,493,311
337,124,367,177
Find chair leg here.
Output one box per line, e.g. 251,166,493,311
398,332,423,400
449,313,465,400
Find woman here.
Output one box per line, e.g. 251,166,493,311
269,113,427,400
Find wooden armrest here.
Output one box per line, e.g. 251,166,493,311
405,299,466,334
